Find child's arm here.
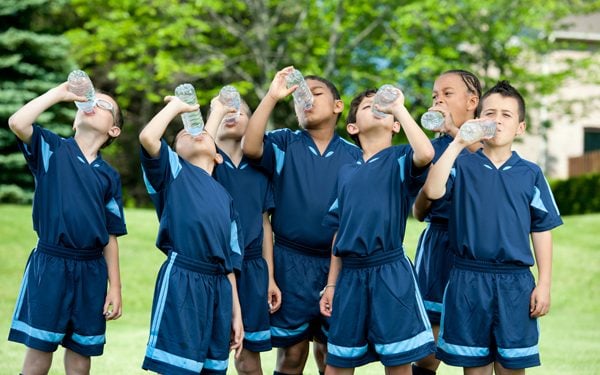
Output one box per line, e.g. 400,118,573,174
8,82,86,144
262,213,281,313
242,66,296,159
390,92,434,168
412,189,432,222
530,230,553,318
422,139,468,200
227,272,244,359
103,235,122,320
319,233,340,318
139,96,198,158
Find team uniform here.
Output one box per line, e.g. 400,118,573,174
141,141,243,375
414,134,465,323
436,150,563,369
213,148,274,352
250,129,362,347
323,145,435,368
9,125,127,356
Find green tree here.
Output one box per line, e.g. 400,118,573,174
0,0,79,202
62,0,598,205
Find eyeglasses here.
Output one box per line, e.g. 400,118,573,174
95,99,116,124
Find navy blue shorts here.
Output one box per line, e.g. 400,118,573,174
238,247,272,352
142,252,232,375
414,222,453,324
9,241,108,357
326,250,435,368
437,258,540,369
270,242,330,347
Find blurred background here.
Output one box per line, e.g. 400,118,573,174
1,0,599,210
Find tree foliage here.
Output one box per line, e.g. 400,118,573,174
3,0,599,205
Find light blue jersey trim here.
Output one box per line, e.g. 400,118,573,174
142,170,156,194
325,151,334,158
328,199,339,212
204,358,229,371
374,330,434,356
167,147,182,179
498,345,539,358
308,146,319,156
273,143,285,175
270,323,309,338
148,253,177,348
424,300,443,313
328,342,368,358
414,224,431,271
245,330,271,342
145,347,203,373
438,335,489,357
106,198,121,218
397,155,406,182
406,254,432,329
450,168,456,178
543,176,560,214
11,320,64,343
41,138,53,173
72,333,105,346
12,258,32,319
530,187,548,213
230,221,242,255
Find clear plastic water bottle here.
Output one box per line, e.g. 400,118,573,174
372,84,399,118
421,111,445,131
67,70,96,113
174,83,205,136
219,85,241,124
286,69,314,111
459,119,497,142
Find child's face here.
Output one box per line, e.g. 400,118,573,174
174,129,219,162
217,108,249,141
300,79,342,128
347,94,399,138
73,93,120,138
432,73,478,126
479,93,525,147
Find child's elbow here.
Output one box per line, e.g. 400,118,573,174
8,114,22,134
241,138,262,159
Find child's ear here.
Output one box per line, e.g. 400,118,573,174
516,120,526,136
334,99,344,115
214,152,224,165
392,120,401,134
346,122,359,135
108,126,121,138
467,94,479,113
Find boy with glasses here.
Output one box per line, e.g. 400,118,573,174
8,81,127,374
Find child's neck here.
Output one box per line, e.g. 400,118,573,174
187,156,216,175
74,132,103,163
483,145,513,168
306,126,335,154
360,136,392,161
216,137,243,166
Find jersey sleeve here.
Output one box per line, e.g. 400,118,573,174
263,180,275,213
104,170,128,236
530,169,563,232
396,145,427,199
229,204,245,274
140,140,179,194
248,129,291,175
16,125,63,176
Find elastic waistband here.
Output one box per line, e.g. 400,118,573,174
276,236,331,258
36,240,103,260
342,248,405,268
244,246,263,260
428,217,449,226
454,257,530,273
170,252,226,275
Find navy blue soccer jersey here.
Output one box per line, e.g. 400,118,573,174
445,150,563,265
213,148,274,251
253,129,362,251
324,145,426,256
141,140,243,273
16,125,127,249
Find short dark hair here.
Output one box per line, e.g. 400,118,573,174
478,80,526,121
98,90,124,149
441,69,482,99
304,75,342,122
346,88,378,148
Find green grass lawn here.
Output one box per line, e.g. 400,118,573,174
1,205,598,374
